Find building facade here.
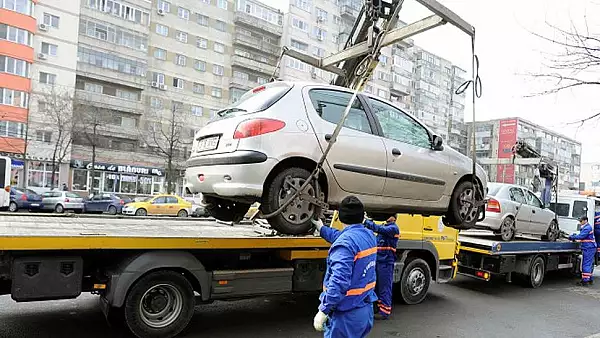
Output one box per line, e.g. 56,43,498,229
579,163,600,193
468,117,581,190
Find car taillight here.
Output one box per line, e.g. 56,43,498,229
120,199,125,205
233,118,285,139
252,85,266,93
65,198,70,203
486,198,501,213
20,194,27,201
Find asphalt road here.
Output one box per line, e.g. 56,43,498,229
1,272,600,338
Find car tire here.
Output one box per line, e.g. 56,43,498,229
177,209,188,218
396,257,431,305
498,216,516,242
135,208,147,216
541,219,559,242
108,205,118,215
262,167,320,235
445,180,482,229
8,202,18,212
123,270,195,338
55,204,64,213
205,197,249,223
74,209,83,214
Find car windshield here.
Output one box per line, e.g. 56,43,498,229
13,187,25,194
549,203,570,217
487,183,503,196
141,196,153,202
211,84,292,121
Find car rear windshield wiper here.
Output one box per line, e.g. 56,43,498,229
217,107,247,117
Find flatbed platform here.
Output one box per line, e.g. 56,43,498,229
459,233,580,255
0,213,329,251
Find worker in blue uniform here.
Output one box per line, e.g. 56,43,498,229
312,196,378,338
569,216,597,286
363,215,400,320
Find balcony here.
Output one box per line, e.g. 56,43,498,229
229,77,257,91
76,62,146,90
75,90,144,114
231,55,276,76
234,12,283,36
233,33,280,56
340,5,358,18
390,82,410,96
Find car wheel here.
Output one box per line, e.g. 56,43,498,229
542,220,559,242
262,167,321,235
123,270,195,338
499,216,516,241
55,204,64,213
177,209,188,218
74,209,83,214
396,258,431,305
205,197,250,223
108,205,118,215
135,208,147,216
8,202,18,212
446,181,482,229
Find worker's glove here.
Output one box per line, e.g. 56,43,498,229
313,310,328,332
312,218,324,237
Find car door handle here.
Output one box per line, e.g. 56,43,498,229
325,134,332,141
392,148,402,156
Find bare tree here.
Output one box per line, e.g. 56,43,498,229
528,16,600,124
141,97,193,194
35,85,75,190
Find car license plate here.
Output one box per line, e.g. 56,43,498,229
30,203,39,207
197,136,219,152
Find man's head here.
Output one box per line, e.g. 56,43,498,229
338,195,365,225
579,216,589,225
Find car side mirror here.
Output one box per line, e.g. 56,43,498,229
432,135,444,151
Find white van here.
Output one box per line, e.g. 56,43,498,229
0,156,11,209
550,192,600,234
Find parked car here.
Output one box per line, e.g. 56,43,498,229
8,187,43,212
477,182,559,241
184,81,488,234
84,193,131,215
122,194,192,217
41,191,85,213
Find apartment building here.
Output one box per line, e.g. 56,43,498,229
580,163,600,193
467,118,582,190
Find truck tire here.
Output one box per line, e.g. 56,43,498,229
396,258,431,305
516,255,545,288
124,270,195,338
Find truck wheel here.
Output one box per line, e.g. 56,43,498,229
262,167,319,235
445,181,482,229
205,197,249,222
396,258,431,305
124,270,195,338
517,256,545,288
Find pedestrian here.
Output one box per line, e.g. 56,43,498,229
312,195,378,338
363,215,400,320
61,183,68,191
569,216,597,286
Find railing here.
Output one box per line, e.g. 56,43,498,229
234,12,283,35
233,34,280,55
231,55,276,76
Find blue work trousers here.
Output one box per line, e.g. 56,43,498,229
375,261,394,318
582,248,595,282
324,303,373,338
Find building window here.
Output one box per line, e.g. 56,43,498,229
193,82,205,94
87,0,150,26
177,7,189,19
195,60,206,71
150,97,162,108
316,8,328,22
156,24,168,36
217,0,227,9
176,30,188,43
213,64,224,76
291,39,308,52
211,87,222,98
28,162,58,189
84,82,103,93
215,20,226,32
213,42,224,53
292,17,308,31
0,88,28,108
1,0,34,15
293,0,311,12
286,58,307,72
116,89,138,101
78,46,147,77
196,37,207,49
210,109,219,117
79,18,149,51
36,130,52,143
0,24,33,46
313,27,326,41
191,105,203,116
175,54,186,66
233,71,248,80
313,47,324,57
173,77,184,89
257,77,267,85
152,72,165,85
0,56,30,77
39,72,56,84
43,13,60,28
0,120,26,138
157,0,170,12
201,0,210,3
154,48,166,60
197,14,209,26
41,42,58,56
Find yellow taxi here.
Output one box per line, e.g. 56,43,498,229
122,194,192,217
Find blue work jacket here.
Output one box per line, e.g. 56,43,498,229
570,222,597,250
363,219,400,263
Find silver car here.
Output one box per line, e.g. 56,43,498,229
477,183,559,241
41,191,85,213
185,81,488,234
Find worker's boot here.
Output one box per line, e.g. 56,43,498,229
589,279,594,285
374,313,389,321
576,280,590,287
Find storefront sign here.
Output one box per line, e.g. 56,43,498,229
496,119,518,184
10,160,24,169
70,160,164,177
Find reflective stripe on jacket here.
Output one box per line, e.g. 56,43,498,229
363,219,400,263
570,223,597,250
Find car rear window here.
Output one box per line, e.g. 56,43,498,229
212,84,292,121
487,184,503,196
572,200,588,219
66,192,81,198
549,203,570,217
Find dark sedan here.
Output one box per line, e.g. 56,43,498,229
84,193,131,215
9,187,43,212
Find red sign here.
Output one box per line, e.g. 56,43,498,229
496,119,518,183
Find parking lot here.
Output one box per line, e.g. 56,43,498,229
1,273,599,338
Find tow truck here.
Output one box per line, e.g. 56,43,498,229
0,1,481,337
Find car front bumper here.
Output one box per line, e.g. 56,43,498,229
185,150,276,198
122,207,136,215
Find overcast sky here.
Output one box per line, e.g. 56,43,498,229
262,0,600,163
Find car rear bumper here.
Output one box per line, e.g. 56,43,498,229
22,201,43,209
64,202,84,210
185,150,275,198
475,212,503,231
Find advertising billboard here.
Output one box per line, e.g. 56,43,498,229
496,119,518,183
